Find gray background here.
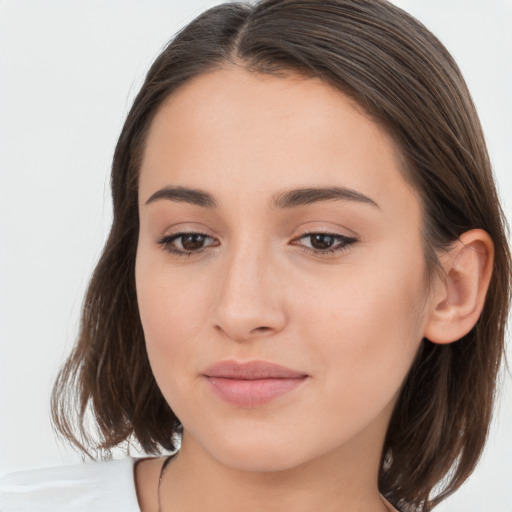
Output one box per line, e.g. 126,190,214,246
1,1,511,510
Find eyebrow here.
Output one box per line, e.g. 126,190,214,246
145,185,379,209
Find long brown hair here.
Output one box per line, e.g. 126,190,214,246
51,1,511,510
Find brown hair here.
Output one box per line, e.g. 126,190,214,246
51,1,511,510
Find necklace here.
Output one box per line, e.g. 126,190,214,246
157,454,176,512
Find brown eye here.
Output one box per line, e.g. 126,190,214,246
309,234,336,250
293,232,358,256
157,232,218,258
180,233,208,251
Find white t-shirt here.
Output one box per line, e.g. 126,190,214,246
0,457,141,512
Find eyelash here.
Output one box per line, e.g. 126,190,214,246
156,231,357,259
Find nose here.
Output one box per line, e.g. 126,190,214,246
211,243,287,342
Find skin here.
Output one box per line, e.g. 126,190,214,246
134,66,449,512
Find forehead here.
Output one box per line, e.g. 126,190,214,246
139,66,420,222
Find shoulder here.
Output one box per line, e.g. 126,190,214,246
0,457,141,512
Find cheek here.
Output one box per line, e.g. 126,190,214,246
135,251,208,393
295,259,427,409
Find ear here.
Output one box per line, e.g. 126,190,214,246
423,229,494,344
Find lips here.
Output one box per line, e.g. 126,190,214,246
202,360,308,407
203,360,307,379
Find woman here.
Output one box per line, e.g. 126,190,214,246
1,1,510,511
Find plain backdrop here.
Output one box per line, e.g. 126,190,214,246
0,1,511,510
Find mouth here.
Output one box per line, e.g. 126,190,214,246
202,359,309,407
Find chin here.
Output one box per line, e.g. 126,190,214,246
215,447,307,473
184,426,299,472
198,428,331,474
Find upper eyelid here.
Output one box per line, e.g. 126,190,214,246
159,230,356,248
160,229,353,240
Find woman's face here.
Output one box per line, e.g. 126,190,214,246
136,66,435,472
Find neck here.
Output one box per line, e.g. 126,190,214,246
158,430,392,512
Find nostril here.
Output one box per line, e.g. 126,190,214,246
252,326,272,333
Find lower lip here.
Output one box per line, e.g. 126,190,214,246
204,376,308,407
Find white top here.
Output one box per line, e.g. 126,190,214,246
0,457,141,512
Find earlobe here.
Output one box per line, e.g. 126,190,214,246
423,229,494,345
